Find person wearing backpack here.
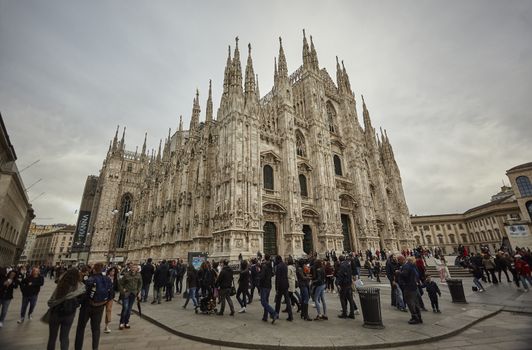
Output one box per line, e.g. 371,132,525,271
74,262,113,350
46,268,85,350
118,264,142,329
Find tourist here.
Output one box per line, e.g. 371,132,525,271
166,261,177,302
325,261,335,293
469,261,485,292
74,262,113,350
296,259,312,321
249,258,260,303
286,256,300,313
274,256,293,321
140,258,154,302
385,254,399,307
118,264,142,329
482,253,498,284
46,268,85,350
424,275,441,313
182,264,198,310
337,255,356,319
215,260,235,316
374,260,382,283
0,268,18,328
365,258,374,280
104,266,119,333
259,254,277,323
312,259,328,320
495,252,512,283
236,260,250,313
398,256,422,324
152,260,169,304
18,266,44,323
175,259,186,295
514,254,531,292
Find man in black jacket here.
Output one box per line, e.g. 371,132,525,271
216,260,235,316
152,260,169,304
140,258,155,302
385,255,399,307
274,256,293,321
259,254,278,323
337,255,357,319
398,256,422,324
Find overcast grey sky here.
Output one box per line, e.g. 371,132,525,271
1,0,531,224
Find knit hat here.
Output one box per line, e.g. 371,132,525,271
514,254,522,258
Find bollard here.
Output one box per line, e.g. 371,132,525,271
357,287,384,329
446,278,467,303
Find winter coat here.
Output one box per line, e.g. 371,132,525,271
118,271,142,297
483,257,496,270
20,275,44,297
140,263,155,285
186,269,198,289
398,262,419,292
153,263,169,288
425,280,441,297
275,262,289,291
216,266,233,289
259,261,273,289
238,268,250,290
0,275,18,300
337,261,353,287
515,259,531,277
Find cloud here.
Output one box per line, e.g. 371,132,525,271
1,0,531,224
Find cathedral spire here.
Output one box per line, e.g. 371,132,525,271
223,45,232,96
111,125,119,152
231,37,243,93
277,37,288,79
141,132,147,156
362,95,374,132
120,126,126,151
302,29,311,70
336,56,345,94
244,43,256,101
310,35,319,70
176,115,184,147
156,139,162,162
342,60,352,94
206,79,213,123
255,74,260,100
190,89,200,132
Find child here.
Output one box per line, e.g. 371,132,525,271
424,275,442,313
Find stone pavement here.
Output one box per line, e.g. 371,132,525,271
0,275,531,350
132,276,531,349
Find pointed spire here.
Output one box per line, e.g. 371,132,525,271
120,126,126,151
108,140,112,154
302,29,311,70
362,95,373,131
244,43,256,100
112,125,119,151
223,45,232,96
277,37,288,79
336,56,345,93
190,90,200,132
176,115,184,147
206,80,213,123
310,35,319,70
255,74,260,100
231,36,242,92
342,60,352,94
156,139,162,162
141,132,147,155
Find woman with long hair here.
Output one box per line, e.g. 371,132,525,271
0,268,18,328
46,268,85,350
104,267,119,333
183,264,198,310
312,260,328,320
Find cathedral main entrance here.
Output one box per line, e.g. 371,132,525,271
263,221,278,256
341,214,352,252
302,225,313,254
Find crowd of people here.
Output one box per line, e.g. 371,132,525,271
0,244,531,349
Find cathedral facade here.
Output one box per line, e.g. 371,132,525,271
87,33,414,264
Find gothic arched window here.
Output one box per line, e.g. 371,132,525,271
263,165,274,190
326,101,336,133
296,131,306,157
299,174,308,197
516,176,532,197
333,154,343,176
116,193,133,248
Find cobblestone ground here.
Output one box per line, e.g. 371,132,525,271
0,278,530,349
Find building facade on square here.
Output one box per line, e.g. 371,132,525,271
27,224,76,266
411,162,532,255
85,33,414,264
0,113,35,266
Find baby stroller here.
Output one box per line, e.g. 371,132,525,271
197,294,217,315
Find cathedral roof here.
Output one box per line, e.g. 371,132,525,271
507,162,532,174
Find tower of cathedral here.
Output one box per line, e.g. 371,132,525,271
86,32,414,263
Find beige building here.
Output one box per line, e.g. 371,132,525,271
27,224,75,266
0,113,35,266
411,166,532,255
506,162,532,249
86,33,414,264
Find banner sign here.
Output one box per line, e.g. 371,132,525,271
505,224,530,237
187,252,208,270
73,210,91,248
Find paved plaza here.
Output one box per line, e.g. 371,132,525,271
1,275,531,349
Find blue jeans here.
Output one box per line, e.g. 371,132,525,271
188,287,198,307
313,284,327,315
299,285,310,304
395,286,405,309
20,295,38,319
0,299,11,322
520,276,532,290
141,283,150,301
473,277,484,291
119,294,136,324
260,288,276,320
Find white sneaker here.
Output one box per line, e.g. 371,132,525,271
28,315,33,320
17,318,24,324
0,321,3,328
354,310,360,315
239,307,246,313
104,326,111,333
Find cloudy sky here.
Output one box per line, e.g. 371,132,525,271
1,0,531,224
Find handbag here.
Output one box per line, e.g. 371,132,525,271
230,280,236,296
354,279,364,289
40,308,52,324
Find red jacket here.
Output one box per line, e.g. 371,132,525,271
515,259,531,277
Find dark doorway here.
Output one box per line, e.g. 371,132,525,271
263,221,277,256
341,214,352,252
302,225,313,254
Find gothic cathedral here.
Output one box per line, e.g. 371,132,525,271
87,33,414,263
